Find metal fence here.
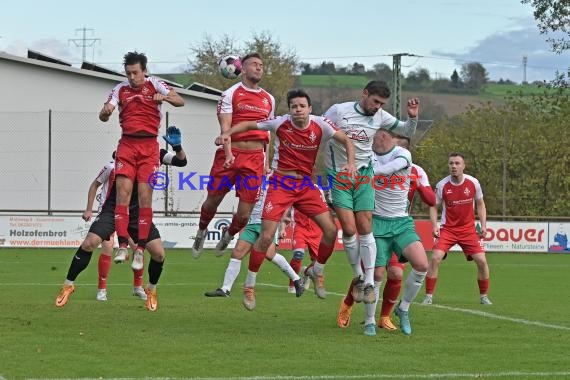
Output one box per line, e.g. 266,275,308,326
0,110,237,215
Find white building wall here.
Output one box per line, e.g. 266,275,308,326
0,53,238,214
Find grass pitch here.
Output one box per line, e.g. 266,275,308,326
1,248,569,379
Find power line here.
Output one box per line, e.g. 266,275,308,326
68,27,100,63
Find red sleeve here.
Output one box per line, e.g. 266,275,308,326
417,185,436,207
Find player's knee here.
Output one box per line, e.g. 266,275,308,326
233,214,249,229
413,260,429,273
81,235,101,251
257,235,274,252
387,267,403,280
322,226,338,244
147,240,165,262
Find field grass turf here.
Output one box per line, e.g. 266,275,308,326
1,248,569,379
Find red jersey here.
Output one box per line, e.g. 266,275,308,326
106,77,171,136
435,174,483,231
217,82,275,143
257,115,338,177
407,164,436,212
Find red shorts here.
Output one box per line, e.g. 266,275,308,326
262,174,330,222
115,136,159,183
433,227,485,257
207,147,265,203
388,252,405,269
293,225,322,261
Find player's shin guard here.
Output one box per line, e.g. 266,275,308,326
148,258,164,285
425,276,438,295
359,233,376,285
381,278,402,317
478,278,490,295
290,250,304,273
222,258,241,291
364,281,381,325
66,247,93,281
97,254,111,289
227,215,248,237
400,269,427,311
137,207,153,250
133,267,144,287
248,249,266,273
316,241,335,265
342,235,362,278
198,207,216,230
114,204,129,246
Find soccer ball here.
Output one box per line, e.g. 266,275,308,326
218,55,242,79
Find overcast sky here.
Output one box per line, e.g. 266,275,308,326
1,0,568,83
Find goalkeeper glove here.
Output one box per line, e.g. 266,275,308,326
163,126,182,152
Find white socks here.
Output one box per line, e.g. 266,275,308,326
222,258,241,292
359,233,376,285
400,269,427,311
270,253,300,281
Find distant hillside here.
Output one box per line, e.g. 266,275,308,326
156,72,552,117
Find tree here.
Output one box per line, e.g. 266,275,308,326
367,63,392,82
300,62,313,75
522,0,570,53
189,31,298,113
317,61,336,75
350,62,366,75
450,69,460,87
404,67,431,90
522,0,570,87
414,89,570,217
460,62,489,92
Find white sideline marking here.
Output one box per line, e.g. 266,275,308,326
258,283,570,331
24,371,570,379
425,303,570,331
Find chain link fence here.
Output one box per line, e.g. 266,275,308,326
0,110,233,215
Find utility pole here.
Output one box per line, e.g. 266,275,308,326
391,53,416,119
69,27,100,63
522,55,528,84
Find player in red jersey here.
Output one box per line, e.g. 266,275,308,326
55,129,187,312
193,53,276,259
82,151,145,301
423,152,491,305
287,207,323,293
99,52,185,272
218,89,356,309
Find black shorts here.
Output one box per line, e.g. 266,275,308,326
89,209,161,244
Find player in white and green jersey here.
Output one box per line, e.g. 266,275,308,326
338,128,429,336
323,80,419,305
370,129,428,336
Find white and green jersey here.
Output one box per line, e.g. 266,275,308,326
372,145,412,218
323,101,417,171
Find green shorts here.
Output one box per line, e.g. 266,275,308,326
372,215,420,266
327,165,374,212
238,223,278,245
